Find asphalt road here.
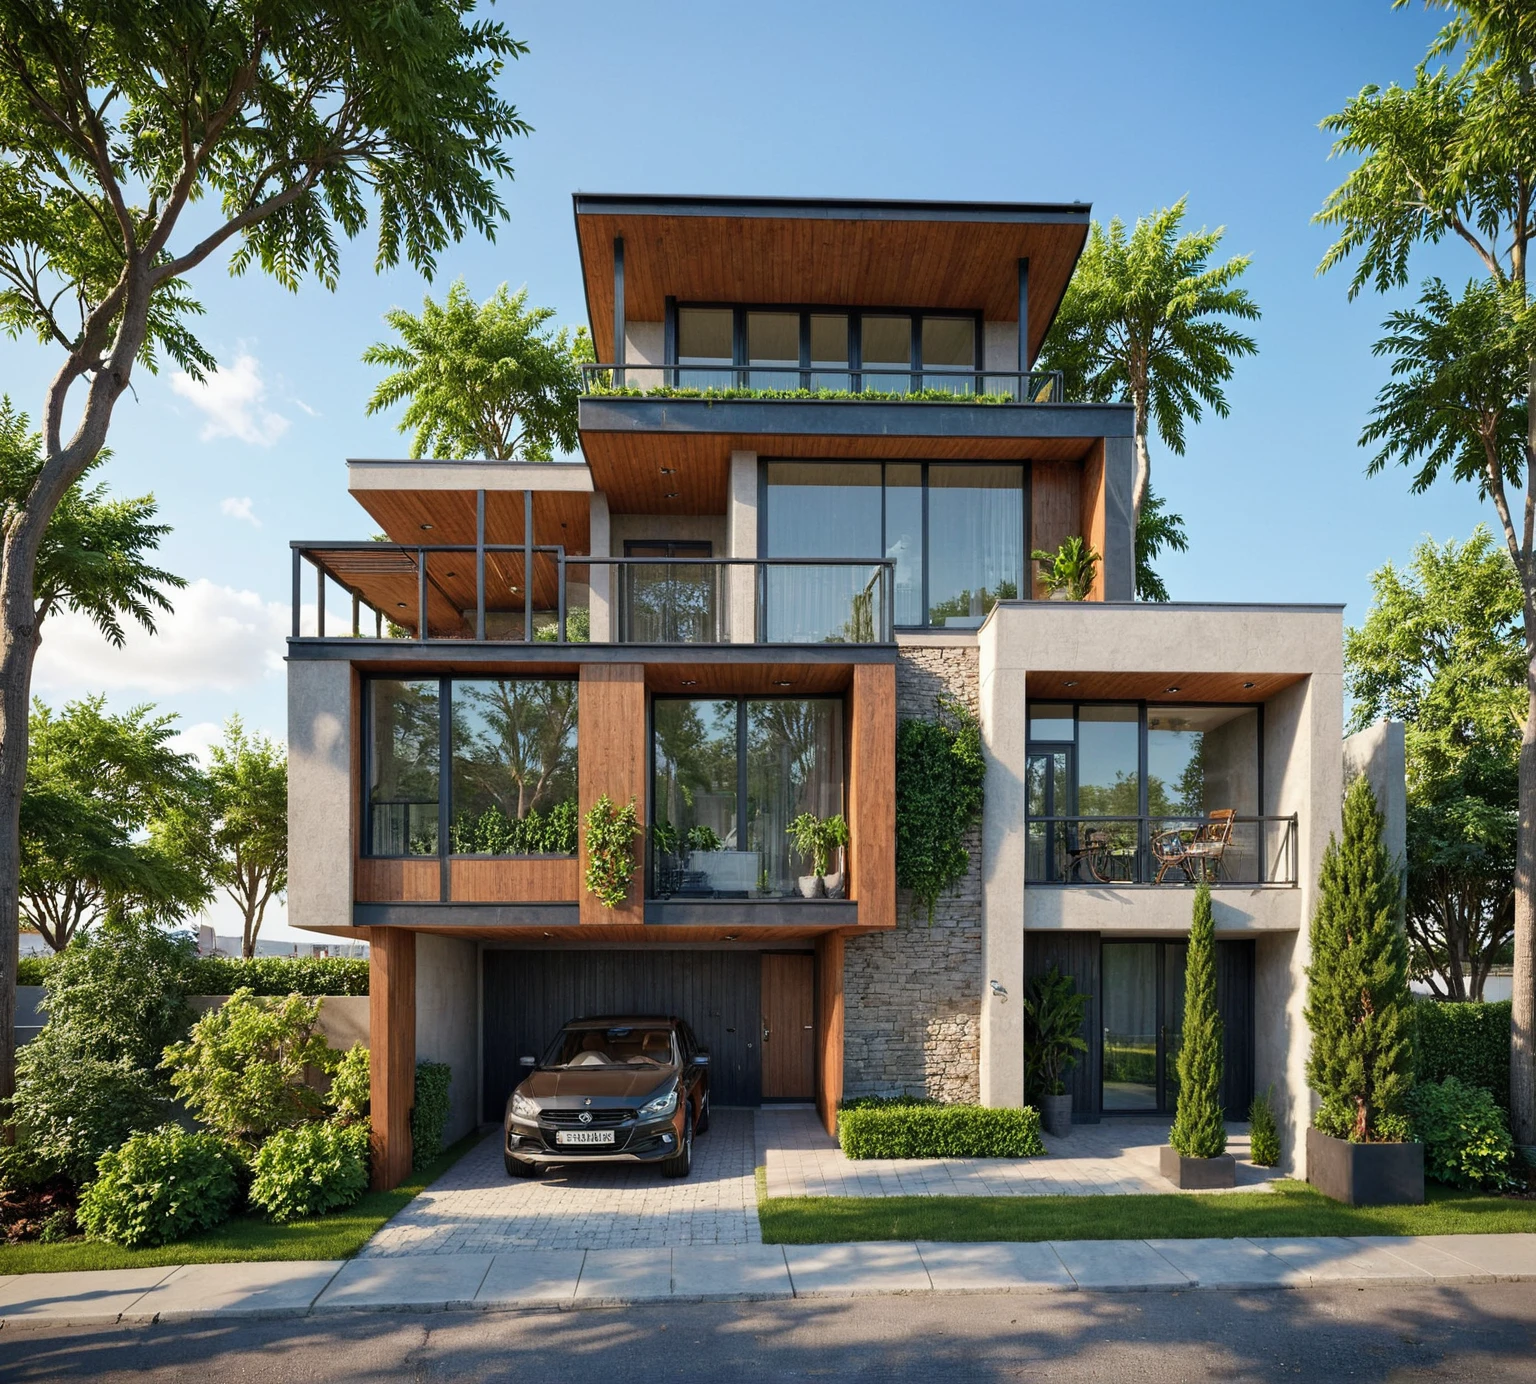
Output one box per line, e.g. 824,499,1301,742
3,1285,1535,1382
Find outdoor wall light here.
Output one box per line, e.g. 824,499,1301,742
989,979,1008,1002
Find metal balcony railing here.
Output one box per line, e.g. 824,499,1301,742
580,362,1065,402
1025,815,1299,887
290,542,895,646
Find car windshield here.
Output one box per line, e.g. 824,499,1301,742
543,1026,678,1069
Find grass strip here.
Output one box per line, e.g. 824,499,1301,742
0,1129,488,1276
758,1179,1536,1245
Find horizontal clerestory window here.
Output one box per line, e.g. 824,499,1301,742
365,677,578,858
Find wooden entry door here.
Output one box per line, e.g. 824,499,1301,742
761,954,815,1098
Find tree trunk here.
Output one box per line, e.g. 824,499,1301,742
1131,396,1151,543
1515,660,1536,1149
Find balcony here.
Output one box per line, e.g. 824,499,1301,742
580,363,1065,403
290,542,894,646
1025,815,1299,888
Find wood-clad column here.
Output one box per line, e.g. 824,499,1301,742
848,663,896,931
815,932,845,1136
578,664,647,924
369,927,416,1190
1078,439,1108,602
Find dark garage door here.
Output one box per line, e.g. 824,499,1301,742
483,949,763,1121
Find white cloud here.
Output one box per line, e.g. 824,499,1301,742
33,578,289,696
170,353,290,446
168,720,225,767
221,496,261,527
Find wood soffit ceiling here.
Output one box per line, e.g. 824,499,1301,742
575,210,1089,364
1024,671,1306,703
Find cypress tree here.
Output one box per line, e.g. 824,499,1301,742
1169,881,1227,1158
1304,776,1414,1142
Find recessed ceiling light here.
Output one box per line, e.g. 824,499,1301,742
722,934,737,942
542,931,552,938
660,466,675,474
1063,679,1078,687
775,680,792,687
445,571,457,578
1165,686,1181,694
664,491,679,499
1242,681,1256,689
420,523,433,531
680,679,697,686
396,602,407,609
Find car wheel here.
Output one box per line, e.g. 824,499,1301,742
662,1102,694,1178
505,1151,538,1178
695,1093,710,1135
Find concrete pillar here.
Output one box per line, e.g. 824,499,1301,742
287,659,353,930
369,928,417,1190
588,491,612,642
1343,720,1406,886
415,933,479,1145
728,451,757,642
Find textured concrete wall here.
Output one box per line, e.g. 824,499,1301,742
1343,720,1407,881
288,659,353,933
609,512,729,556
844,642,983,1103
415,934,480,1143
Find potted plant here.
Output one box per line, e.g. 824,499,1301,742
820,814,850,898
1031,535,1100,601
1021,966,1088,1137
1303,778,1422,1205
1161,882,1237,1188
787,812,827,898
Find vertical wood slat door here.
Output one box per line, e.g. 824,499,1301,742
761,953,815,1099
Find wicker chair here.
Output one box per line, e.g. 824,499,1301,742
1151,809,1236,885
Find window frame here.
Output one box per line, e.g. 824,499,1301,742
758,459,1031,631
361,673,580,862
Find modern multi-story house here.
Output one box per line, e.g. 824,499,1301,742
287,194,1402,1190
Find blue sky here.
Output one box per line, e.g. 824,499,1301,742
1,0,1493,936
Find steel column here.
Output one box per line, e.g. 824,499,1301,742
613,236,626,388
523,489,534,642
475,488,486,641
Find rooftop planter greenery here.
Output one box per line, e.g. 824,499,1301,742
586,383,1022,405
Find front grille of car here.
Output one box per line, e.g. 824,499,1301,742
540,1108,635,1128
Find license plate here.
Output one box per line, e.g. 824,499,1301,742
555,1130,615,1146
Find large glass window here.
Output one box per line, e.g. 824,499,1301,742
651,696,843,898
450,679,578,855
926,465,1025,627
747,311,798,390
677,307,733,389
810,313,850,391
1147,705,1261,879
884,464,923,628
1076,705,1140,817
922,317,975,393
367,680,441,856
860,315,912,393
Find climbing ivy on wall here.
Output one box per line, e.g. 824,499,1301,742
895,696,986,921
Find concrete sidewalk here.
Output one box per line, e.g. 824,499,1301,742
2,1232,1534,1325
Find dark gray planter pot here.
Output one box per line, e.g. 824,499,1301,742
1159,1145,1236,1189
1306,1127,1424,1206
1040,1094,1072,1138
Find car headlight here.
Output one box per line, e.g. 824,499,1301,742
510,1092,540,1120
639,1087,678,1120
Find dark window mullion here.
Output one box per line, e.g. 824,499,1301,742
799,312,810,391
850,314,862,392
737,696,748,861
439,675,452,898
910,314,922,393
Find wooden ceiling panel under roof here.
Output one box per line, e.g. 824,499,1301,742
645,662,856,695
573,197,1091,365
351,487,591,554
1024,671,1306,703
578,429,1097,514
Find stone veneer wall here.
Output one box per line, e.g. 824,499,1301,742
843,643,983,1103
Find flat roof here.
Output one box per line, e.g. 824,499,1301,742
572,192,1091,223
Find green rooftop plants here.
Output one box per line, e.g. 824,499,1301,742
583,795,641,909
587,382,1021,405
1031,535,1100,601
1169,883,1228,1160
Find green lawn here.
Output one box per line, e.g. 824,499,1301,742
758,1179,1536,1245
0,1130,487,1276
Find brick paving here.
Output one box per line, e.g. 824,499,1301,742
759,1107,1283,1198
360,1108,761,1256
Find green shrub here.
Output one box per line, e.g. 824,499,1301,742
249,1121,370,1222
329,1043,370,1123
839,1104,1045,1159
1249,1086,1281,1167
163,989,338,1145
17,954,51,986
1412,1000,1511,1110
1407,1076,1514,1189
77,1126,238,1247
411,1061,452,1170
184,955,370,997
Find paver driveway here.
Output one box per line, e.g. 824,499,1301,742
362,1108,761,1256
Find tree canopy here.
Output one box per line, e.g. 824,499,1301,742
363,280,589,460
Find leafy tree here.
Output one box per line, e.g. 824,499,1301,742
1305,777,1415,1143
1345,528,1523,999
21,696,209,951
1036,199,1259,567
363,280,588,460
0,2,528,1112
1135,487,1190,602
1169,883,1227,1159
155,718,286,959
1314,0,1536,1141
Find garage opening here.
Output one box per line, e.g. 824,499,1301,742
482,948,816,1121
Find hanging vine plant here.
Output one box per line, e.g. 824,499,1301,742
583,794,642,909
895,695,985,921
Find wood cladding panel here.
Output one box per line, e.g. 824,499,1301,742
576,213,1088,364
388,923,856,944
449,857,580,903
353,488,592,554
1024,671,1305,703
644,662,856,695
369,928,416,1188
848,663,896,931
580,429,1094,515
1030,460,1081,598
1078,439,1107,602
814,932,845,1135
577,664,648,924
356,857,439,903
761,953,816,1099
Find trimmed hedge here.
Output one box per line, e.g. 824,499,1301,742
838,1094,937,1112
411,1061,452,1171
185,955,369,997
839,1104,1045,1159
1413,1000,1511,1110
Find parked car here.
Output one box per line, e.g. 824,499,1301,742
504,1015,710,1179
